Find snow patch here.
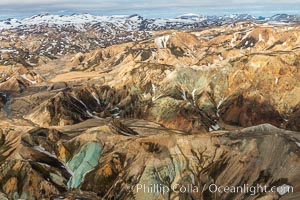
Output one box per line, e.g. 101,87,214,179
216,97,225,117
91,92,100,105
86,110,100,119
275,77,279,85
258,33,265,42
191,89,197,104
211,124,220,131
181,90,187,101
155,35,169,48
218,54,224,61
241,31,252,40
71,95,88,109
33,146,57,159
20,74,36,84
230,32,238,47
0,49,18,53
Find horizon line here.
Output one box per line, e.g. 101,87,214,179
0,11,299,21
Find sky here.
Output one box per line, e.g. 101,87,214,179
0,0,299,20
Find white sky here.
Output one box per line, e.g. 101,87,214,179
0,0,299,19
0,0,298,7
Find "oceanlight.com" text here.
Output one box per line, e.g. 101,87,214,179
134,183,294,196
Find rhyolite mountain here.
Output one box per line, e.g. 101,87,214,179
0,13,299,200
0,13,299,67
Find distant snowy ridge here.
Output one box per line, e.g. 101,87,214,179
0,13,144,30
0,13,299,31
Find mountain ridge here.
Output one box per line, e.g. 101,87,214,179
1,13,299,31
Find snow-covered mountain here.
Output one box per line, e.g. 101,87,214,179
1,13,299,31
268,14,300,22
0,13,204,31
0,13,299,67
